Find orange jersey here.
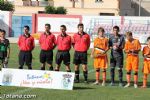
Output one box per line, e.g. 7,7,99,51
94,37,109,56
142,46,150,74
124,39,141,56
124,39,141,71
93,37,109,69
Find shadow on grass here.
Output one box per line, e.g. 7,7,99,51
73,86,94,90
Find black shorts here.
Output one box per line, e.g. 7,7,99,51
110,56,123,68
55,50,70,66
0,52,7,59
19,51,32,66
73,51,87,65
40,50,53,64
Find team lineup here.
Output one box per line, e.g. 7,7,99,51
1,23,150,88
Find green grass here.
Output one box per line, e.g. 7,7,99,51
1,44,150,100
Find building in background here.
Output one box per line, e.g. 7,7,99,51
132,0,150,16
4,0,135,16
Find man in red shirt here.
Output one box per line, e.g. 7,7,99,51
72,23,90,83
55,25,71,72
18,25,35,69
39,24,56,70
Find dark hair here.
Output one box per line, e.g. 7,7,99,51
24,25,30,30
1,30,6,34
78,23,84,28
147,37,150,41
45,23,51,28
98,27,105,33
0,29,2,32
113,26,120,31
126,31,132,36
60,25,66,30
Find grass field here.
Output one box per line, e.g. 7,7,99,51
1,44,150,100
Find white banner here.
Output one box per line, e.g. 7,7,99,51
0,68,75,90
37,17,80,33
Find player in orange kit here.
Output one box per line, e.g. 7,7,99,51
124,31,141,88
91,27,109,86
141,37,150,88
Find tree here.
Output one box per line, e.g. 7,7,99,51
56,7,67,14
45,6,67,14
0,1,14,11
45,6,56,14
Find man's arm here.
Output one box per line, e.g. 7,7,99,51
53,35,57,49
7,45,10,58
87,35,90,49
118,36,125,50
32,38,35,51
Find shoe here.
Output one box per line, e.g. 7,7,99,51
124,83,130,88
93,81,100,85
84,80,89,84
74,80,80,83
119,83,124,87
109,82,115,86
141,85,147,88
134,84,138,88
102,81,106,86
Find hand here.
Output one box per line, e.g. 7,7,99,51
145,51,150,56
113,45,117,50
101,51,106,55
90,54,94,58
128,50,133,53
125,50,130,53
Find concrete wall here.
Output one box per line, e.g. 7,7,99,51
67,8,119,16
132,0,150,16
8,0,135,16
119,0,135,16
54,0,119,9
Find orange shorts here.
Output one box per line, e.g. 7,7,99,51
94,55,108,69
126,55,139,72
143,60,150,74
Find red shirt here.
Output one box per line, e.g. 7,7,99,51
18,34,35,51
57,34,71,51
72,32,90,52
39,33,56,50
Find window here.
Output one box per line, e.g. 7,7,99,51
95,0,103,3
99,13,115,16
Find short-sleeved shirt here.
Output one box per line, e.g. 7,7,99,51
94,37,109,56
109,34,125,58
18,34,35,51
124,39,141,56
56,34,71,51
72,32,90,52
39,32,56,51
143,46,150,60
0,39,10,52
